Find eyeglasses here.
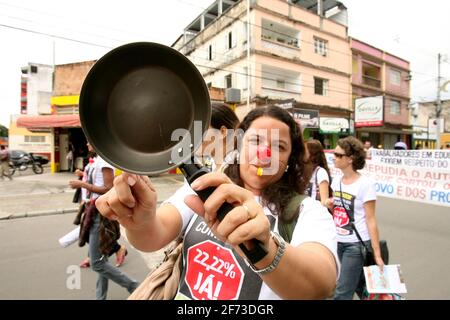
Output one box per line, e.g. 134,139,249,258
333,152,347,158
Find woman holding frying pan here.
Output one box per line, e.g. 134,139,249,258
96,105,338,300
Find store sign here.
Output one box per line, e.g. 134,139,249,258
289,109,319,129
320,117,349,133
355,96,384,127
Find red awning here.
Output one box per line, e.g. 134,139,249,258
16,114,81,128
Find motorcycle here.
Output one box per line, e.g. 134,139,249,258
9,153,43,175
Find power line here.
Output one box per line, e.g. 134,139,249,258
193,62,352,96
0,22,114,48
0,13,128,45
0,1,155,40
189,53,351,93
173,0,445,80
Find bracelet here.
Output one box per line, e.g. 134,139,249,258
249,232,286,275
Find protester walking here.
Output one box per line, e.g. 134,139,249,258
305,139,332,207
329,136,384,300
0,145,12,181
97,105,339,300
69,142,138,300
72,156,129,268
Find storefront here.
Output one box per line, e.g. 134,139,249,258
15,114,86,172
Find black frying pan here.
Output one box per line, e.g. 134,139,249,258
79,42,267,264
79,42,210,175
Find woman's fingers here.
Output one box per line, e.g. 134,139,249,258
190,172,232,191
202,183,253,221
226,213,270,246
114,172,156,210
184,194,206,217
113,173,137,208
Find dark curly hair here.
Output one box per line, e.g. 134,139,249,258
211,102,239,130
337,136,366,171
224,105,312,223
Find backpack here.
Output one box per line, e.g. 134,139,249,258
278,193,307,243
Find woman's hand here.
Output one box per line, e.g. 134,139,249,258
69,180,83,189
96,172,157,231
324,197,334,211
184,172,271,257
374,254,385,272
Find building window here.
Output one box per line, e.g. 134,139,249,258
276,79,286,89
390,69,401,86
225,74,232,88
25,135,45,143
208,45,213,61
30,65,38,73
390,100,401,115
314,37,328,56
314,77,328,96
226,31,236,50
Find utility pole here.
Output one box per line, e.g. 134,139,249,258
246,0,251,113
436,53,442,149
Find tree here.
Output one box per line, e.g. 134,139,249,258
0,125,8,138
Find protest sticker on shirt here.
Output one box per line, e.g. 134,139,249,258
185,240,244,300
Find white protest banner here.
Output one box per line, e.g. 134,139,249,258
326,149,450,207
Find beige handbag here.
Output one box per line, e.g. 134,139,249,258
128,238,183,300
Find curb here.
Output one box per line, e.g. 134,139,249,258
0,208,78,221
0,200,166,221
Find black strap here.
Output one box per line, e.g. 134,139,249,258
278,193,306,243
339,181,371,253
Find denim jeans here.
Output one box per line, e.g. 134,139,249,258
333,241,370,300
89,213,139,300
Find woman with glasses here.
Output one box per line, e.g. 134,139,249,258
330,136,384,300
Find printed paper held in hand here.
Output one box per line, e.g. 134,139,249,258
363,264,407,294
58,226,80,248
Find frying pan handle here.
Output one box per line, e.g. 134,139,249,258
179,162,268,264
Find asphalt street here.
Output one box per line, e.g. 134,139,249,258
0,212,149,300
0,169,449,300
1,196,449,299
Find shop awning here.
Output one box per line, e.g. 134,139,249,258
16,114,81,128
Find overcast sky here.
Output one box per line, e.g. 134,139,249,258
1,0,449,128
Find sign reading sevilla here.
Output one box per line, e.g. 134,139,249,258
185,240,244,300
355,95,384,127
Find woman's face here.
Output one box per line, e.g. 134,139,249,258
239,116,292,193
196,126,232,161
333,145,352,170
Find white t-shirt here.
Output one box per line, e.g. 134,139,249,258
331,175,377,243
90,156,114,200
307,167,330,201
163,182,339,300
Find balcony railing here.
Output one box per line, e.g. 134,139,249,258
362,75,381,88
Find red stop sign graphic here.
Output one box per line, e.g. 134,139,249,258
185,240,244,300
333,206,349,227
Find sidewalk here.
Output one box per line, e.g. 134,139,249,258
0,171,185,269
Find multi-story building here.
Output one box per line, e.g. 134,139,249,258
172,0,352,149
9,63,54,160
351,38,412,149
16,61,95,172
409,99,450,149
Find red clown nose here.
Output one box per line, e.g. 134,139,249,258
257,146,272,161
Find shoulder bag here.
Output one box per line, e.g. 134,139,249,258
339,181,389,266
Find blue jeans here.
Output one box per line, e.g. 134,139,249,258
334,241,370,300
89,213,139,300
